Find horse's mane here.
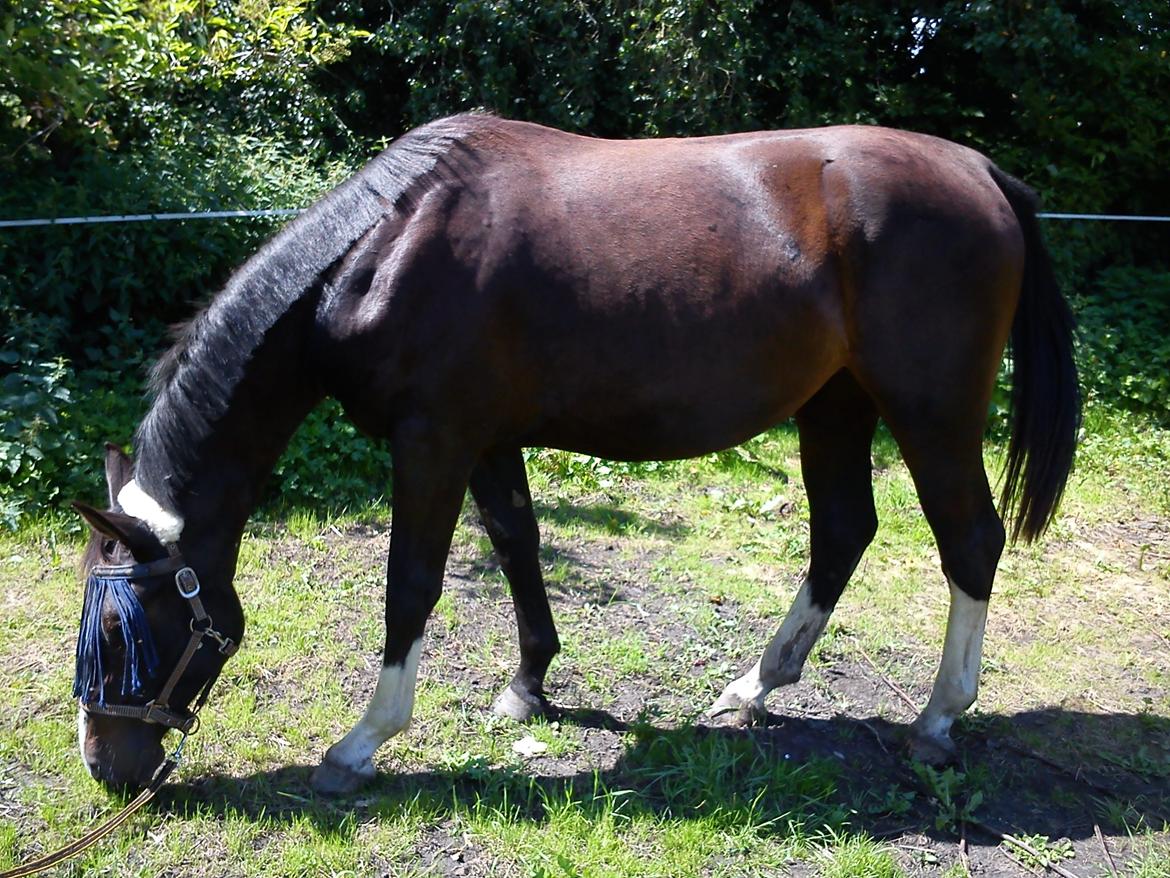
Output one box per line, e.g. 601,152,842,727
133,114,487,505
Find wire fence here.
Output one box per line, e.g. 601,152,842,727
1,209,1169,229
0,209,300,229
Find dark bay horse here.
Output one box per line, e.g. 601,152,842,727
71,113,1078,794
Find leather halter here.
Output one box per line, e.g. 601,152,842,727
79,550,237,733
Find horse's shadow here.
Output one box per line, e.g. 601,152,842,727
152,706,1170,847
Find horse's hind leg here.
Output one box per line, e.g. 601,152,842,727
469,447,560,721
311,421,473,795
709,371,878,722
884,419,1005,763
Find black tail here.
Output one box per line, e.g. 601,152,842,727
991,167,1081,543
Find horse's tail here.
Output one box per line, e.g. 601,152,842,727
991,166,1081,543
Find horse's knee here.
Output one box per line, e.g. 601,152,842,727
484,515,540,568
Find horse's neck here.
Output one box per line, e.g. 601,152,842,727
139,298,325,564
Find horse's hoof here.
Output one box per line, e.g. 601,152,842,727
706,692,741,719
492,684,550,722
707,685,767,726
310,755,375,796
906,729,959,766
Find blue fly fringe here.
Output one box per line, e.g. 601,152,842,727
73,574,160,705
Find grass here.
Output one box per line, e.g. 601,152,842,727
2,403,1169,876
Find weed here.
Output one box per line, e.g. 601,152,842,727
0,821,17,871
1127,835,1170,878
857,784,916,819
911,763,985,833
1007,834,1075,871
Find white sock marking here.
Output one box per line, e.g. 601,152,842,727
914,579,988,742
326,639,423,773
710,579,830,715
117,479,184,544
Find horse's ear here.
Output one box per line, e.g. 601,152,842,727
104,443,134,508
71,501,163,559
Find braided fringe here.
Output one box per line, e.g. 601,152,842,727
72,575,160,705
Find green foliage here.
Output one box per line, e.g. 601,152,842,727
525,449,672,490
0,0,361,162
0,320,74,528
0,310,157,525
0,139,351,336
267,399,392,512
1007,834,1075,872
814,831,905,878
1075,267,1170,425
911,763,985,834
0,0,365,345
2,0,1169,525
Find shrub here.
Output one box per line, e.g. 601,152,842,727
1075,267,1170,426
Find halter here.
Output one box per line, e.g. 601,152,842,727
78,550,238,734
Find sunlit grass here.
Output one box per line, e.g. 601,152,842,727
1,403,1167,875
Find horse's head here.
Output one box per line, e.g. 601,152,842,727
71,444,243,792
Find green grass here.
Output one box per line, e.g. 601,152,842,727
2,403,1169,876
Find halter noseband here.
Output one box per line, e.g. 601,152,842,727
79,551,238,734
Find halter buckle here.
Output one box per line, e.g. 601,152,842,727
175,567,201,599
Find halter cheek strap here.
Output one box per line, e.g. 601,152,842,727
79,554,238,733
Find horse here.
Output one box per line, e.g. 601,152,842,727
70,112,1078,795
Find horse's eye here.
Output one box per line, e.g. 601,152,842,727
102,540,117,556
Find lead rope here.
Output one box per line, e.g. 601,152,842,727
0,735,187,878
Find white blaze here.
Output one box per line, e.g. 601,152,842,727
117,479,184,544
77,706,88,766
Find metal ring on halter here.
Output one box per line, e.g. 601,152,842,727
175,567,201,598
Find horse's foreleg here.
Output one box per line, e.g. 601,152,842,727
709,372,878,723
469,447,560,721
310,425,472,795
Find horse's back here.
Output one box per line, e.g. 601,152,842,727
321,116,1025,460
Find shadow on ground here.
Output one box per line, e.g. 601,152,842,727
155,706,1170,855
533,500,688,540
